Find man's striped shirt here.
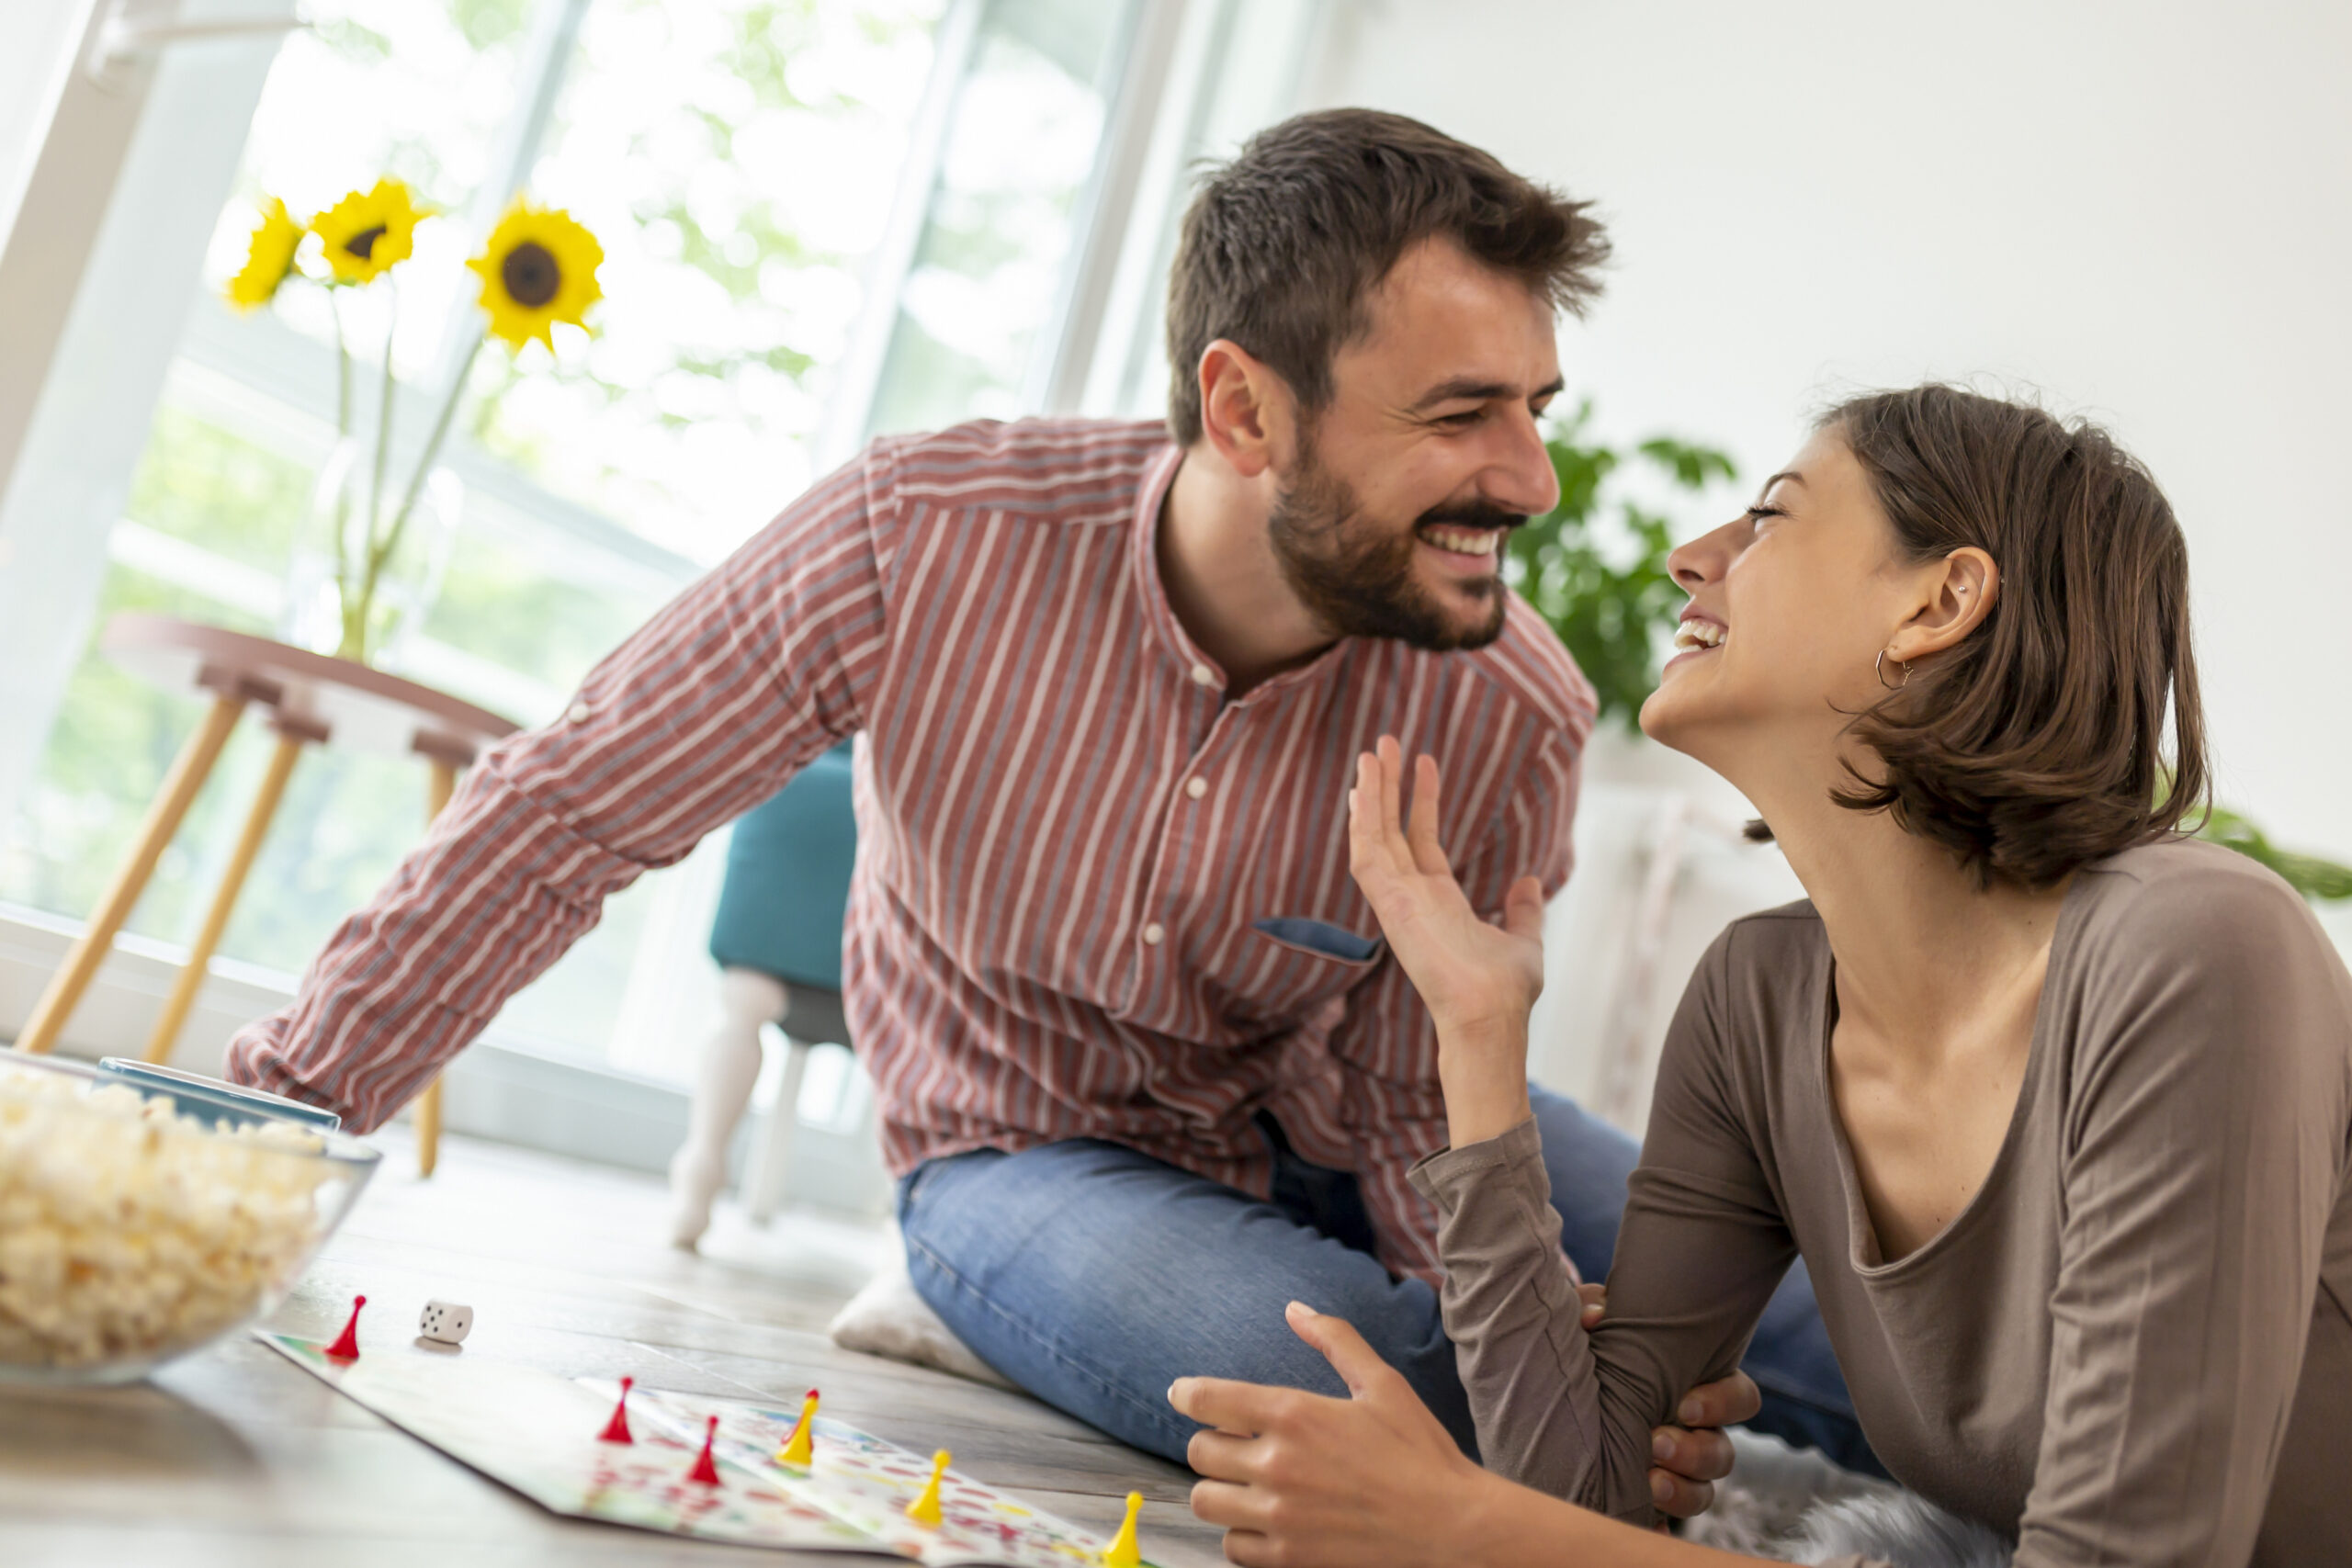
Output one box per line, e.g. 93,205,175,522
228,417,1596,1280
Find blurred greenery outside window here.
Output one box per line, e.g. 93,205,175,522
0,0,1150,1074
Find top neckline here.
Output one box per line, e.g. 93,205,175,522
1813,869,2093,1278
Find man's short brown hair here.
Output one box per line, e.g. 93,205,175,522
1164,108,1609,446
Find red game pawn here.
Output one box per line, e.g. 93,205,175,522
323,1294,367,1360
685,1414,723,1486
599,1376,636,1444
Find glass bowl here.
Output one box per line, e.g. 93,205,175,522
0,1047,380,1384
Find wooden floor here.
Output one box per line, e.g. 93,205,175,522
0,1126,1230,1568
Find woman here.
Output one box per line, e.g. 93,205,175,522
1168,385,2352,1566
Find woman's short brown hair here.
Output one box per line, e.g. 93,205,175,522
1790,385,2209,888
1164,108,1608,446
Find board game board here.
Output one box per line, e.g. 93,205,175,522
261,1334,1154,1564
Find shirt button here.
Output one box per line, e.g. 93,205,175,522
1184,776,1207,800
1141,922,1165,946
1189,663,1216,688
566,699,593,724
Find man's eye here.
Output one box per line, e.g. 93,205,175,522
1438,410,1483,427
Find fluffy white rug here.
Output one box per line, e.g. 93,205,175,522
1686,1431,2013,1567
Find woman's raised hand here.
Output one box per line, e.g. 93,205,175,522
1350,738,1545,1143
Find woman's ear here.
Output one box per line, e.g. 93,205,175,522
1196,338,1291,479
1888,546,1998,662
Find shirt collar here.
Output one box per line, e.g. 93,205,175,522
1128,444,1351,705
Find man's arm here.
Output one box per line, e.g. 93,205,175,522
228,450,898,1125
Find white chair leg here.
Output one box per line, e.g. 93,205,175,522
740,1032,808,1226
667,967,786,1248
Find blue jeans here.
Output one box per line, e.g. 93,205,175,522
898,1086,1881,1475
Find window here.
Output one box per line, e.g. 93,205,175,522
0,0,1148,1074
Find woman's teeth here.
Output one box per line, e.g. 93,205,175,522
1672,620,1727,651
1421,525,1500,557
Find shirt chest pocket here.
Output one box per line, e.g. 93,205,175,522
1253,917,1384,965
1219,917,1386,1027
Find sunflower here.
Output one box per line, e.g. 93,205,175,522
467,199,604,352
311,177,425,285
226,197,304,310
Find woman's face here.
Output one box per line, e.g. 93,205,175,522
1640,429,1922,761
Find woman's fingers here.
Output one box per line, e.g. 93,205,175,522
1186,1428,1261,1483
1189,1478,1266,1532
1375,735,1405,852
1169,1375,1288,1437
1405,753,1450,875
1283,1301,1398,1400
1504,874,1545,944
1576,1280,1606,1328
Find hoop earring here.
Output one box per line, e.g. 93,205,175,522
1875,649,1912,691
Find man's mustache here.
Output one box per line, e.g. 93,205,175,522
1414,502,1528,534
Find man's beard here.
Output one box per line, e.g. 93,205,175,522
1267,435,1521,652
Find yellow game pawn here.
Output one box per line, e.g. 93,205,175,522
1102,1489,1144,1568
905,1449,950,1528
774,1388,820,1469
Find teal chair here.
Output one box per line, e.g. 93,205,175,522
667,740,869,1246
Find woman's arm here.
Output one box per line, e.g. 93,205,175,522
1347,741,1806,1517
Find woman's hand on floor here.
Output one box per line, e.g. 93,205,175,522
1348,738,1544,1144
1172,1300,1501,1567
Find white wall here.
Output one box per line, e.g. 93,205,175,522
1302,0,2352,861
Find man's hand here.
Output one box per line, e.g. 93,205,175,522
1577,1281,1753,1521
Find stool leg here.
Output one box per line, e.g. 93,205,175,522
142,733,304,1066
412,761,458,1179
668,967,785,1248
15,694,245,1055
741,1033,809,1227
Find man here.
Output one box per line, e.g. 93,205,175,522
228,110,1871,1497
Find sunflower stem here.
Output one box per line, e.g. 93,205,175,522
355,283,401,660
328,288,355,629
361,322,487,623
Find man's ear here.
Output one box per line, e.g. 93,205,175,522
1196,338,1292,479
1888,546,1999,662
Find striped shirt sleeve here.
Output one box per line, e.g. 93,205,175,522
226,448,899,1125
1333,725,1585,1282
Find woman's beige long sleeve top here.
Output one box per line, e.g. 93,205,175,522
1410,840,2352,1566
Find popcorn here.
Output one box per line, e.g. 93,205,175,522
0,1067,341,1371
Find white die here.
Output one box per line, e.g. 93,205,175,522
418,1300,474,1345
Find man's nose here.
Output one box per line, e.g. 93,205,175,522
1485,407,1560,517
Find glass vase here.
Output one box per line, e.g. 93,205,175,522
280,435,462,669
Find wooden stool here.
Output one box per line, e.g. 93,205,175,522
13,614,517,1177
